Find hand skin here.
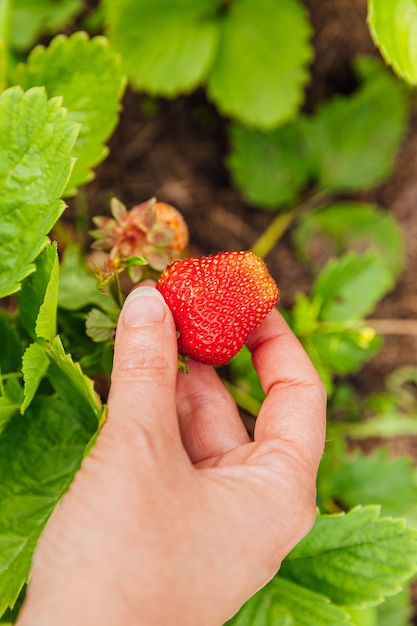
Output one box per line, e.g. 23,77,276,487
17,285,326,626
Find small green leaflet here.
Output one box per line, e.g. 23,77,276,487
17,243,59,342
227,121,311,208
368,0,417,84
46,336,102,418
86,308,117,343
207,0,312,128
375,588,413,626
0,378,23,436
288,250,390,392
104,0,312,128
9,0,82,52
304,56,408,192
318,447,417,519
20,341,49,415
280,506,417,608
0,86,78,298
225,577,350,625
17,243,61,413
293,202,404,280
0,313,23,375
104,0,218,96
16,31,125,194
58,244,118,314
312,250,393,323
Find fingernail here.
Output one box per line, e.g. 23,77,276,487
123,287,166,327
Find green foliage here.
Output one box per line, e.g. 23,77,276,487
228,57,408,207
318,445,417,519
0,86,78,298
16,32,125,194
58,245,117,314
9,0,82,52
293,202,405,279
103,0,312,128
0,392,98,612
205,0,312,128
280,507,417,607
103,0,218,96
17,243,59,342
288,250,393,392
304,57,408,192
368,0,417,84
228,507,417,625
228,121,311,209
226,576,351,625
1,3,417,623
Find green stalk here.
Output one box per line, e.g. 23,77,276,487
251,189,329,258
222,379,262,417
0,0,10,92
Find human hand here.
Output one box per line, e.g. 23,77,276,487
17,284,326,626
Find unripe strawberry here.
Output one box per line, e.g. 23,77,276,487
156,251,279,366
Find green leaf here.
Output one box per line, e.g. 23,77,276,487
0,0,10,91
17,32,125,194
279,506,417,608
227,120,311,208
0,392,98,616
226,576,351,625
35,247,59,342
376,588,413,626
17,243,59,341
0,312,24,375
318,448,417,519
368,0,417,84
304,326,382,377
312,251,394,322
104,0,218,96
86,308,117,343
46,336,102,420
0,378,23,436
0,86,78,298
208,0,312,128
228,345,265,405
58,244,117,314
305,56,408,191
293,202,404,279
10,0,82,52
21,340,49,414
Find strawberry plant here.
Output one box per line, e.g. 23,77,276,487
1,1,417,624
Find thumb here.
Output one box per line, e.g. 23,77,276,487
107,285,179,439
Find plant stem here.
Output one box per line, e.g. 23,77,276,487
0,0,11,91
251,189,329,258
222,379,262,417
367,319,417,336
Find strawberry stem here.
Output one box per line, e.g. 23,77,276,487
250,189,329,258
222,379,262,417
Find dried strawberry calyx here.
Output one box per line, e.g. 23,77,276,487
90,197,189,283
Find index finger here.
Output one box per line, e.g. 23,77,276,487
246,308,326,472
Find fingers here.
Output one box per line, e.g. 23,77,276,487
176,360,250,464
246,309,327,474
107,285,180,444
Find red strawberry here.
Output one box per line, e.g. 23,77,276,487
156,251,279,366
